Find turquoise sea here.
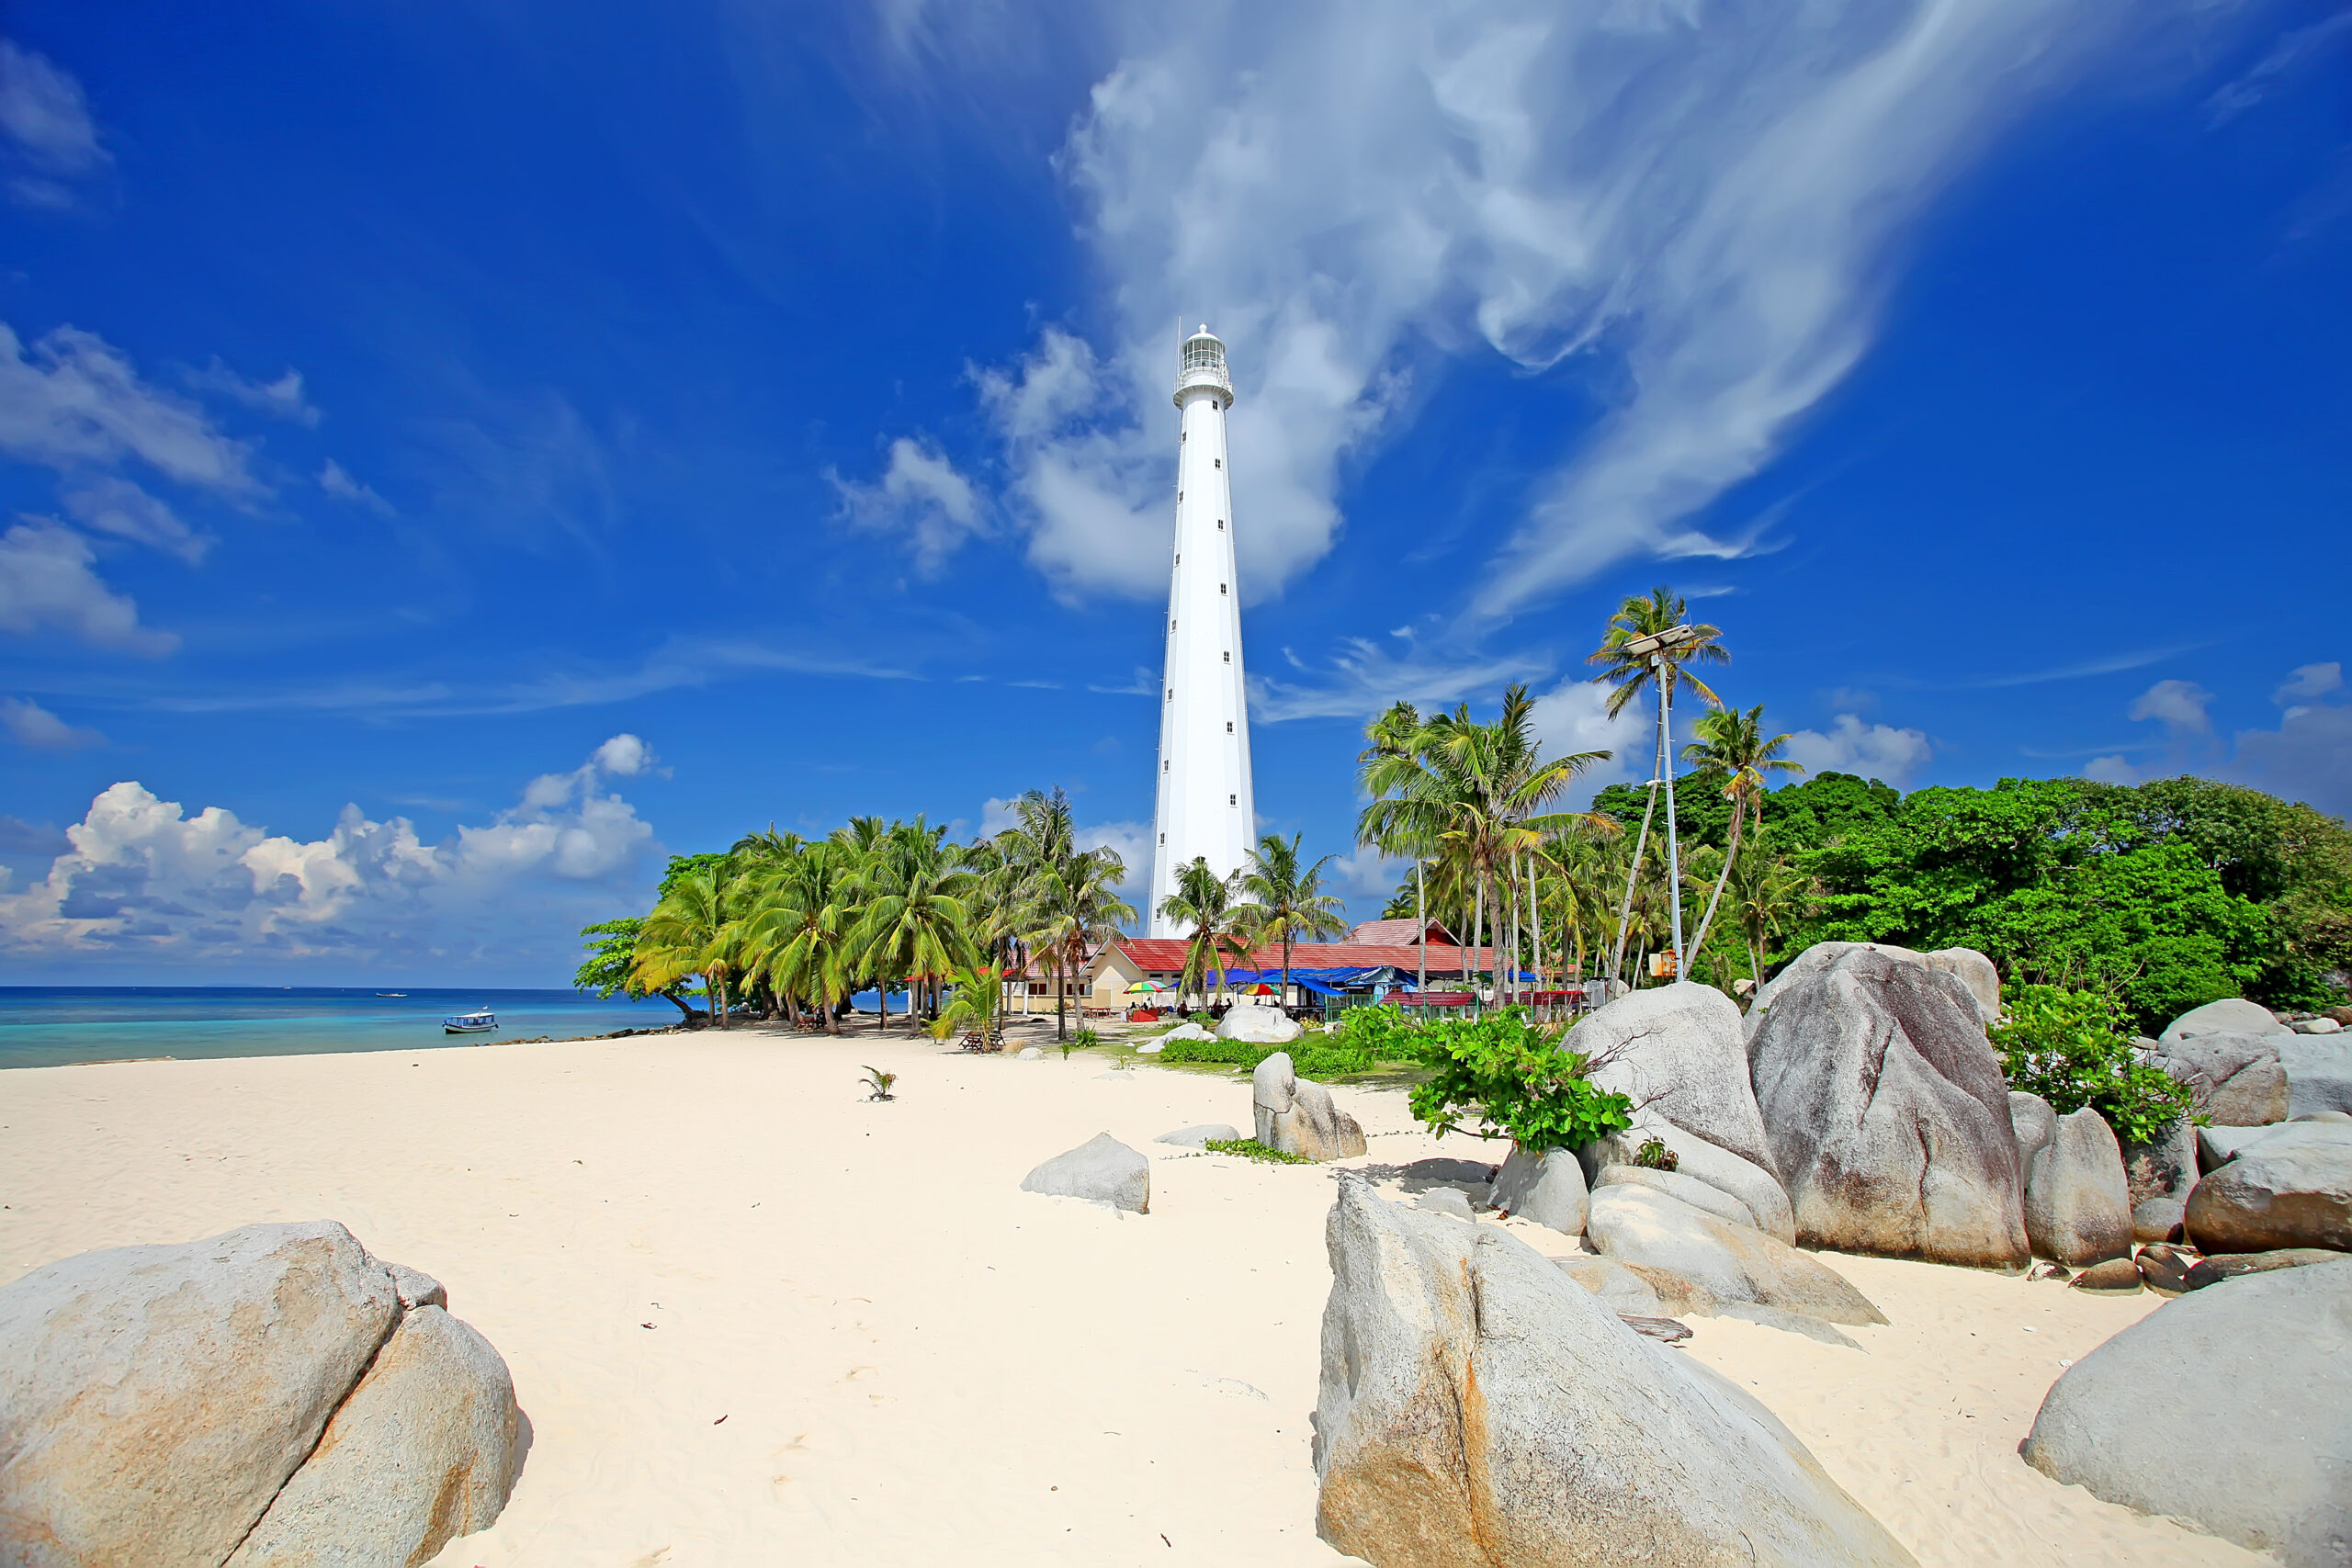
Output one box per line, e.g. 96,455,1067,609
0,988,676,1072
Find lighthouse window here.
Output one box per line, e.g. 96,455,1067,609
1166,688,1174,701
1177,491,1182,502
1222,651,1230,663
1219,582,1227,594
1229,795,1238,806
1159,832,1166,844
1216,520,1225,530
1215,458,1222,468
1163,761,1170,772
1226,721,1234,733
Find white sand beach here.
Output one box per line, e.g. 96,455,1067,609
0,1030,2268,1568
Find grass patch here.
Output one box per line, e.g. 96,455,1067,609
1203,1137,1314,1165
1153,1035,1402,1078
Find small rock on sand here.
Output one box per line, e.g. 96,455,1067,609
2066,1258,2142,1294
1415,1188,1476,1221
1020,1133,1150,1214
1155,1123,1240,1148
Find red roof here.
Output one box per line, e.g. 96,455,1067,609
1105,934,1492,975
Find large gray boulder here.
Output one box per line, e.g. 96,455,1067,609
0,1221,401,1568
1252,1052,1366,1161
1579,1116,1795,1244
2163,998,2292,1041
1159,1020,1216,1043
1216,1001,1302,1045
1552,1256,1669,1316
2279,1034,2352,1119
2022,1258,2352,1567
2184,1121,2352,1254
0,1222,520,1568
1488,1145,1589,1235
1020,1132,1151,1213
1593,1163,1758,1229
1312,1181,1917,1568
1747,947,2030,1269
1748,941,1999,1028
2151,1032,2290,1126
227,1305,524,1568
1570,982,1775,1173
2009,1091,2058,1173
2022,1108,2133,1266
1585,1185,1886,1326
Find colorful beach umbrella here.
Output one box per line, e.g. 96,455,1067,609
1124,979,1168,993
1243,982,1277,995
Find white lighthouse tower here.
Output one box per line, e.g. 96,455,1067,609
1148,325,1256,935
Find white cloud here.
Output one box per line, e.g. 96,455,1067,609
1250,637,1551,723
829,434,984,574
318,458,395,517
185,359,321,426
2275,661,2343,705
1527,677,1654,807
0,322,260,494
0,520,175,654
2127,678,2214,735
908,0,2187,615
2204,10,2352,128
592,732,657,776
0,694,101,750
2082,754,2140,785
0,39,105,207
978,794,1151,900
62,477,213,563
2226,701,2352,815
0,739,661,971
1783,713,1933,784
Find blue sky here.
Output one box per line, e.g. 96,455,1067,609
0,1,2345,984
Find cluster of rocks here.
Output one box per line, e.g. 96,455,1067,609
0,1220,524,1567
1305,942,2351,1564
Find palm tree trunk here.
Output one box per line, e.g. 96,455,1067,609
1415,858,1428,1002
1472,875,1485,1010
1688,803,1743,967
1611,715,1665,986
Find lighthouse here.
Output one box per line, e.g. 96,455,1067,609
1148,325,1256,936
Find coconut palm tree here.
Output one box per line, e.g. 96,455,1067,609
1236,832,1350,1002
1357,701,1442,996
852,818,975,1023
1158,856,1252,1008
1728,843,1816,991
929,960,1007,1047
1587,585,1728,983
742,841,858,1032
1005,789,1134,1041
632,863,738,1027
1679,703,1803,962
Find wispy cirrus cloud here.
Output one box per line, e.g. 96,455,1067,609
881,0,2229,623
0,39,107,209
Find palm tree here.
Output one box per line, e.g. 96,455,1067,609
1007,789,1135,1040
1587,585,1727,983
1237,832,1350,1002
1158,856,1252,1008
929,960,1006,1046
852,818,975,1024
742,841,857,1032
1679,703,1803,963
1357,701,1441,996
1728,843,1816,992
632,863,737,1027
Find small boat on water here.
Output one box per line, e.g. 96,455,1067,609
442,1009,497,1035
378,992,407,998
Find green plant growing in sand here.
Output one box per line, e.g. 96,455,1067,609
1204,1137,1312,1166
861,1066,897,1101
1992,983,2196,1145
1634,1135,1679,1171
1061,1025,1100,1061
1408,1012,1633,1155
929,962,1005,1046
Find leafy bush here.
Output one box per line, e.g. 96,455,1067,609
1061,1025,1100,1061
1992,983,2198,1145
1406,1012,1633,1154
1633,1136,1678,1171
1204,1136,1312,1165
1152,1005,1421,1078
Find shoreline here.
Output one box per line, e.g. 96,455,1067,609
0,1029,2264,1566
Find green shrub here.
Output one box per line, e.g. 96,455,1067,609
1203,1136,1313,1165
1992,982,2198,1145
1061,1025,1100,1061
1152,1005,1420,1078
1406,1012,1633,1154
1633,1136,1678,1171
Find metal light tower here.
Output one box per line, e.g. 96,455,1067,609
1611,624,1699,983
1148,325,1256,935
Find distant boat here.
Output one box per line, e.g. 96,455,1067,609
442,1010,496,1035
378,992,407,998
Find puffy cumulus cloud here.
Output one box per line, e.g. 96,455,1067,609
592,732,659,776
2227,701,2352,815
2082,754,2141,785
2127,678,2214,735
828,434,985,575
1526,677,1653,807
915,0,2194,614
2275,661,2343,706
978,795,1152,897
1783,714,1934,784
0,694,102,750
0,520,176,654
0,737,661,972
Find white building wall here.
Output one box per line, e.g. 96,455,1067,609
1148,331,1256,935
